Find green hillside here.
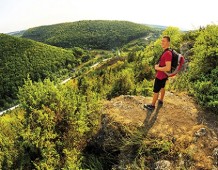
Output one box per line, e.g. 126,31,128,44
0,25,217,170
0,34,78,110
22,20,155,50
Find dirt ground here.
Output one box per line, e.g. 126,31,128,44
103,91,218,169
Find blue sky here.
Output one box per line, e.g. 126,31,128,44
0,0,218,33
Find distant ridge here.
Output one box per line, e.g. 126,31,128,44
143,24,167,30
143,23,188,31
21,20,156,50
7,30,26,37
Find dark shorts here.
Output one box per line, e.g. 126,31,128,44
153,77,168,93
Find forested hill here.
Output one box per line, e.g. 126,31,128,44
0,34,77,110
0,24,218,169
22,20,156,49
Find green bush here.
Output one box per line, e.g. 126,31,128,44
0,110,24,169
188,25,218,113
16,78,101,169
108,69,135,99
170,25,218,114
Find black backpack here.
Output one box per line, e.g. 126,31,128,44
159,48,185,77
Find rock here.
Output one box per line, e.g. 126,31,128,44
178,153,185,168
155,160,172,170
213,147,218,166
195,128,207,137
123,95,133,100
212,166,217,170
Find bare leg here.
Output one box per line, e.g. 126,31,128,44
152,92,159,106
160,88,165,101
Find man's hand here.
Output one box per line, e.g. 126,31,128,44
155,61,171,72
155,64,159,71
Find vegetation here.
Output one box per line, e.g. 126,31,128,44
0,24,162,169
75,27,181,101
75,54,154,101
0,79,101,169
189,25,218,113
171,25,218,114
22,20,155,50
140,25,218,114
0,108,24,169
0,21,161,111
0,21,217,169
7,30,26,37
0,34,80,110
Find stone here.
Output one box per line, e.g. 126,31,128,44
212,165,217,170
213,147,218,166
195,128,207,137
155,160,171,170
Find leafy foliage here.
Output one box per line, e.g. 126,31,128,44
108,69,135,99
0,109,24,169
22,20,153,50
170,25,218,114
1,22,217,170
75,53,153,101
189,25,218,113
0,34,79,110
15,78,101,169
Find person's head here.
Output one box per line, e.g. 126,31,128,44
161,36,170,49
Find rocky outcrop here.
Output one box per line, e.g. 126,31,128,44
84,92,218,169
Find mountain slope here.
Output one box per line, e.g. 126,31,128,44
7,30,26,37
22,20,154,49
84,92,218,169
0,34,77,110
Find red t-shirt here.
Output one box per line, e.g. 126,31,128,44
156,50,172,80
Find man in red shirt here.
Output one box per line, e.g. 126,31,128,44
144,36,172,110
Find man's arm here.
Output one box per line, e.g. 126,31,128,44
155,61,171,72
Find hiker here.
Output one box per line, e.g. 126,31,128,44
144,36,172,110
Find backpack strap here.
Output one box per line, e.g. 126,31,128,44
157,48,171,64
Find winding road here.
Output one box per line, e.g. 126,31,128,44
0,57,111,116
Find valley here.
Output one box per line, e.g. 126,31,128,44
0,20,217,169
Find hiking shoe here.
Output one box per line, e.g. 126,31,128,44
158,100,163,105
144,104,155,110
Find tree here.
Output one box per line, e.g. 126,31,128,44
108,69,135,99
17,78,101,169
188,25,218,113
